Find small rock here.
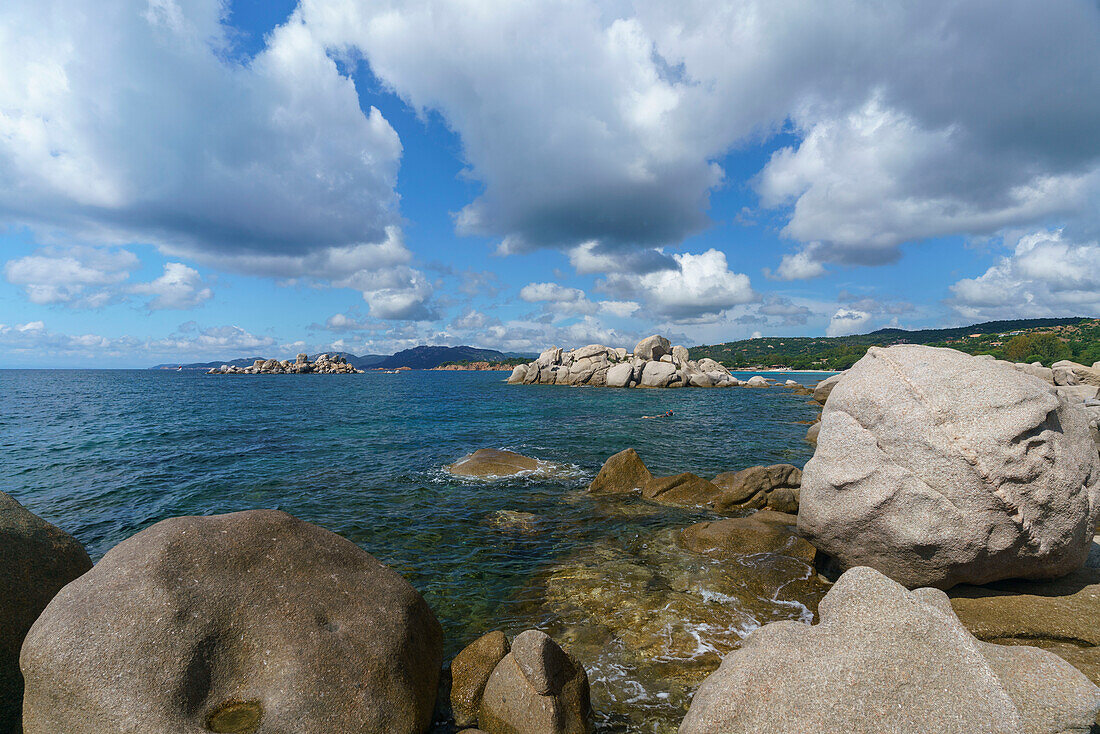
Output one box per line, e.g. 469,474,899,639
642,473,720,507
811,373,844,405
679,511,816,563
588,449,653,494
711,464,802,513
483,510,541,534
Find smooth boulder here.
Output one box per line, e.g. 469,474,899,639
639,361,677,388
633,335,671,362
643,473,720,507
0,492,92,732
449,448,541,477
679,566,1100,734
799,345,1100,589
811,373,843,405
20,510,443,734
452,632,510,727
478,630,592,734
605,362,633,388
588,449,653,494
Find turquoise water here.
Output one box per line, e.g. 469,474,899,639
1,369,826,731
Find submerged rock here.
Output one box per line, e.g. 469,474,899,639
20,510,443,734
799,345,1100,589
478,630,592,734
679,566,1100,734
679,511,816,564
587,449,653,495
483,510,541,534
449,448,541,477
0,492,91,732
537,528,827,732
452,631,510,728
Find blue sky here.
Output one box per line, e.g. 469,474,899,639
1,0,1099,367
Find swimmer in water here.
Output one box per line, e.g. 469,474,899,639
643,409,674,419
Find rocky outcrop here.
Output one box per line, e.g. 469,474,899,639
799,345,1100,589
452,631,511,727
679,566,1100,734
207,353,363,374
711,464,802,514
476,630,593,734
507,336,747,388
1053,360,1100,387
679,511,816,564
948,535,1100,720
587,448,653,494
642,473,721,507
448,448,542,477
1,492,92,732
20,510,443,734
811,373,843,405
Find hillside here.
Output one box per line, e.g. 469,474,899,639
155,346,530,371
689,317,1098,370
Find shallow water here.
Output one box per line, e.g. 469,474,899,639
1,369,827,731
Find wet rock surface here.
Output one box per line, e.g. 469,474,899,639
452,631,511,727
587,449,653,495
449,448,544,478
711,464,801,513
0,492,92,732
679,511,816,564
20,510,443,734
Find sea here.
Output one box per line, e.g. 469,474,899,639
1,368,830,732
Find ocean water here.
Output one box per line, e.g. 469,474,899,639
1,369,828,732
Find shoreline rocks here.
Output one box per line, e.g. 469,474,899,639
680,566,1100,733
508,335,757,389
207,352,363,374
799,344,1100,589
1,492,92,732
20,510,443,734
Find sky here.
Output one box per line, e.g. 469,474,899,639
1,0,1100,367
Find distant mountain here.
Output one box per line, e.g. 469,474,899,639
376,345,515,369
151,347,530,370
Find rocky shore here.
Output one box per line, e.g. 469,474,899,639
4,343,1100,733
432,361,514,371
507,335,772,388
206,352,363,374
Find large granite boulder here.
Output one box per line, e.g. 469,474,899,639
679,566,1100,734
639,361,677,388
711,464,802,513
507,364,528,383
1,493,91,731
478,630,592,734
633,335,671,362
671,345,690,365
605,362,633,388
448,448,541,477
21,510,443,734
1054,360,1100,387
679,511,816,563
1014,362,1054,384
588,449,653,494
452,631,510,727
799,345,1100,589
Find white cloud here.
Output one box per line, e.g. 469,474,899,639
766,246,828,281
949,229,1100,319
0,0,402,271
335,265,436,321
129,262,213,310
826,308,873,337
604,249,756,321
518,280,638,319
598,300,640,318
4,246,138,306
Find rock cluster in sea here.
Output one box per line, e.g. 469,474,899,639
206,352,363,374
5,343,1100,733
507,335,765,388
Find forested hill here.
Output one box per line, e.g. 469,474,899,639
689,317,1099,371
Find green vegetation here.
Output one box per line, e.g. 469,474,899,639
690,318,1099,371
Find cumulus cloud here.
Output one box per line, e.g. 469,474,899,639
603,249,756,321
518,280,639,319
4,246,138,306
826,308,873,337
0,0,403,272
949,229,1100,320
294,0,1100,273
129,262,213,310
758,295,813,325
335,265,437,321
